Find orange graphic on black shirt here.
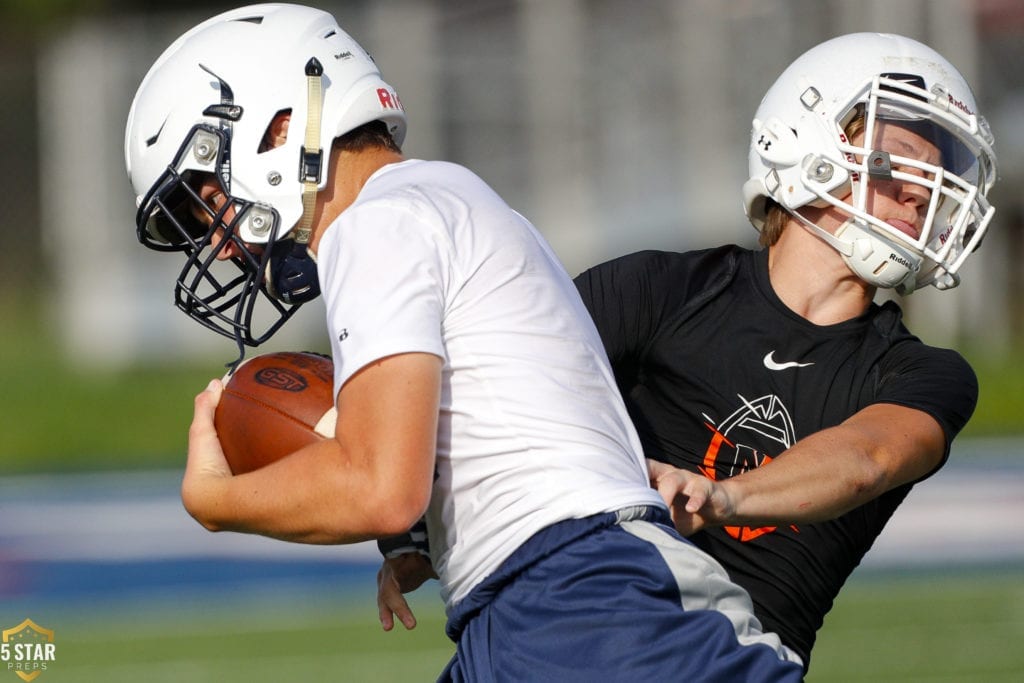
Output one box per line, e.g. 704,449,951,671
699,394,800,542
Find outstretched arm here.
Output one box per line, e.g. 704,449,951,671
182,352,443,544
650,403,946,535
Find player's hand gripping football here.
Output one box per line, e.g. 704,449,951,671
181,379,234,526
647,459,736,536
377,552,437,631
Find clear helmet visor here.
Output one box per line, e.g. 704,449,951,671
872,106,982,182
822,80,996,293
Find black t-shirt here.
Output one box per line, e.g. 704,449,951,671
574,245,977,668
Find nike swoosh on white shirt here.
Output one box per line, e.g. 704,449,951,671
763,351,814,371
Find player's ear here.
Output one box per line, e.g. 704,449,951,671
260,110,292,152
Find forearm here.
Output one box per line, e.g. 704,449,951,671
719,404,945,526
185,438,428,544
720,430,887,525
183,353,442,546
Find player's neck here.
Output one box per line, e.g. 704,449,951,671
767,227,874,326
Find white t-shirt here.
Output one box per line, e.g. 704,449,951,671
318,159,665,608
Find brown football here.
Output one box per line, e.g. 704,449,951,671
214,351,336,474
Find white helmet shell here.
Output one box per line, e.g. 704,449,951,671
742,32,997,294
125,3,407,244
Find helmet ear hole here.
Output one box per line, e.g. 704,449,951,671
259,109,292,153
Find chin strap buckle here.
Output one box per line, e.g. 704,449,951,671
296,57,324,243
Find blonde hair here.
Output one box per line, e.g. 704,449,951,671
759,201,787,247
758,111,867,248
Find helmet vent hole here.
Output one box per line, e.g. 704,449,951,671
259,109,292,153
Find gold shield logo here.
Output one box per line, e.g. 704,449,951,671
1,619,55,682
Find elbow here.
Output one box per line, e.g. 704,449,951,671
370,487,431,538
374,509,428,538
849,458,889,503
355,458,433,538
317,480,430,541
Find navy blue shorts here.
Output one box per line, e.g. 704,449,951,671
439,506,803,682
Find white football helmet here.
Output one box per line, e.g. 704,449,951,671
125,3,407,358
742,32,997,294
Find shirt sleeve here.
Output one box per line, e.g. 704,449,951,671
573,251,674,367
318,201,448,390
574,246,740,366
875,339,978,468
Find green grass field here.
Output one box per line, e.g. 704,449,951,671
11,569,1021,682
811,570,1024,682
23,593,454,683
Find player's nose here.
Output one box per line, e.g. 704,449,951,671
210,229,243,260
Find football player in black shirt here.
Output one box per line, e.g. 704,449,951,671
576,32,996,671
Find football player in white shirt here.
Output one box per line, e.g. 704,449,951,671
124,5,802,680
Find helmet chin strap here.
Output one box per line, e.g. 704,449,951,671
790,209,855,257
790,210,920,294
297,57,324,243
264,57,324,306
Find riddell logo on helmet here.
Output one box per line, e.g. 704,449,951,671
889,252,913,269
947,93,974,116
377,88,403,111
